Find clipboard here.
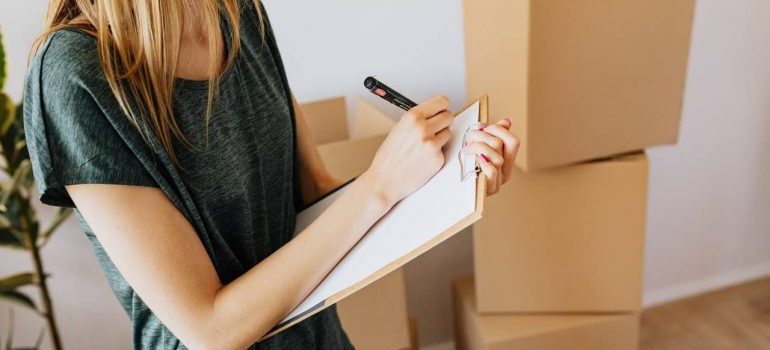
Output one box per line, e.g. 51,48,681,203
263,95,489,340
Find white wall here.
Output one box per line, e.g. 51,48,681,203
642,0,770,305
1,0,769,349
261,1,472,346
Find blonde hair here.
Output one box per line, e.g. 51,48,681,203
32,0,263,165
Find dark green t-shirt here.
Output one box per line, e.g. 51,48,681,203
23,2,352,349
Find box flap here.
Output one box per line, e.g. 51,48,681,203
351,96,396,139
300,96,349,144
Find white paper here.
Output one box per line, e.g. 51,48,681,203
281,101,480,324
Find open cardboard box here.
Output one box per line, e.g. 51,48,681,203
299,96,415,350
464,0,695,170
473,153,648,313
453,277,639,350
300,95,396,180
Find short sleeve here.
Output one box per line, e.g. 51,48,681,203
23,30,158,208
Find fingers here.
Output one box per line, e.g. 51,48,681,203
496,118,512,130
465,129,505,155
483,121,518,159
407,95,450,120
462,142,504,168
401,95,452,141
427,110,453,134
478,156,501,195
460,117,518,196
464,130,511,195
430,127,453,149
477,121,519,183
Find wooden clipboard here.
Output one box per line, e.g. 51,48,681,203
262,95,489,340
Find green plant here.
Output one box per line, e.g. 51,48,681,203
1,310,45,350
0,30,72,350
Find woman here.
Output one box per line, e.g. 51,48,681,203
24,0,518,349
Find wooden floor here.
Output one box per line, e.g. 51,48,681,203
641,277,770,350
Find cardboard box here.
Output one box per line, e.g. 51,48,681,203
474,153,648,313
453,277,640,350
300,96,349,144
464,0,694,170
316,134,387,182
300,96,395,181
351,96,398,140
337,269,412,350
301,96,395,144
406,317,419,350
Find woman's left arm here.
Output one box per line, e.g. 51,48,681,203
291,95,342,204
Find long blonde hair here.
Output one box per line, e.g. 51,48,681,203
32,0,263,165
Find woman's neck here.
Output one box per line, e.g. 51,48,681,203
176,3,223,81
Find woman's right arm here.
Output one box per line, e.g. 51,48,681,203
66,96,454,350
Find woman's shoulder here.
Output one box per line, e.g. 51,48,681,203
24,27,115,133
31,28,102,86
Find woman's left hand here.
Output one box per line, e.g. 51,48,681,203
461,118,519,196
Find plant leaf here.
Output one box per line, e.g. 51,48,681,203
0,273,38,312
0,291,36,312
1,97,27,174
0,93,13,137
0,273,35,291
13,103,27,171
18,199,38,247
10,328,44,350
32,327,45,349
0,227,25,250
0,94,11,169
0,192,36,251
0,30,6,91
39,207,72,246
0,161,30,212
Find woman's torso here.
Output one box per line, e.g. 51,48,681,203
171,12,297,276
30,1,352,348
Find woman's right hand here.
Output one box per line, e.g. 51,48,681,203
361,95,454,207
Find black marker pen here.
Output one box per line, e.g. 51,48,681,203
364,76,417,111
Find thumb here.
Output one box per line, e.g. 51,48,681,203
496,118,512,130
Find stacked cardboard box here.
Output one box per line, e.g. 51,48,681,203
474,153,648,314
338,269,413,350
464,0,694,171
454,278,639,350
458,0,694,348
300,96,417,349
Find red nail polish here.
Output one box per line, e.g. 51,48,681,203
480,126,486,131
481,154,490,163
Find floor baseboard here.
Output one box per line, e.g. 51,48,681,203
420,263,770,349
643,261,770,307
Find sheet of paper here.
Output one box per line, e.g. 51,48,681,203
281,101,481,324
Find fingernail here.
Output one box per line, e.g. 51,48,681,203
504,118,512,123
480,126,486,131
480,154,490,163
